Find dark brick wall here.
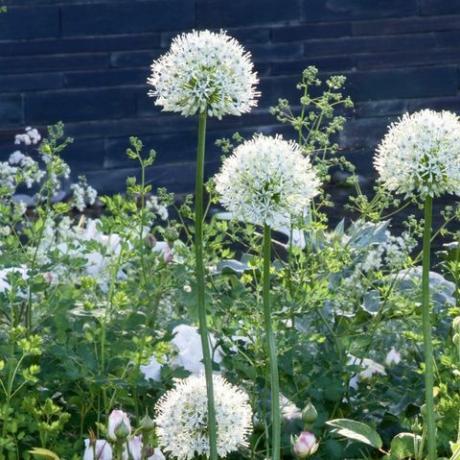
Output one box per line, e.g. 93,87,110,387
1,0,460,194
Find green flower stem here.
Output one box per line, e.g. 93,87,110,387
194,111,218,460
422,195,436,460
263,224,281,460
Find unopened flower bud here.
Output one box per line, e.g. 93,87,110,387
164,227,179,243
302,402,318,425
140,414,155,433
107,409,131,441
145,234,157,248
292,431,319,458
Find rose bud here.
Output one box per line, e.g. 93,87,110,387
292,431,319,458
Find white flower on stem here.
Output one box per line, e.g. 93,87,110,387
107,410,131,442
214,134,321,228
170,324,222,375
83,439,113,460
292,431,319,458
280,394,302,421
385,347,401,366
155,374,253,460
374,109,460,198
148,29,259,119
348,354,386,389
140,354,162,382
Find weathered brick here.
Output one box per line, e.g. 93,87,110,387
61,1,194,36
196,0,302,27
110,50,162,68
64,69,147,88
272,22,351,42
0,34,162,58
420,0,460,15
0,6,59,41
345,66,457,101
24,87,138,123
271,56,352,76
0,73,63,93
0,94,22,124
303,0,418,21
352,15,460,36
304,34,436,58
0,54,109,75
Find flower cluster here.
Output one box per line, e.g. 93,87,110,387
214,134,321,227
148,30,259,118
155,375,253,459
374,109,460,197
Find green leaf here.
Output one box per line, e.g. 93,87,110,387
29,448,61,460
390,432,422,459
450,441,460,460
326,418,383,449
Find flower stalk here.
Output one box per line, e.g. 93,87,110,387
194,111,218,460
263,224,281,460
422,195,436,460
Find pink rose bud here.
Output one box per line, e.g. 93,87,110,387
107,409,131,441
292,431,319,458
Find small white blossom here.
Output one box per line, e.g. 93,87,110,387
148,30,259,118
280,394,302,421
348,355,386,389
155,374,253,460
170,324,222,375
375,109,460,198
140,354,162,382
83,439,113,460
214,134,321,228
385,347,401,366
14,127,41,146
70,177,97,212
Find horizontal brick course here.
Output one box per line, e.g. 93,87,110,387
0,0,459,192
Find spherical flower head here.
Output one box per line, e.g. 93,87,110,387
214,134,321,228
374,109,460,198
155,374,253,459
148,30,259,119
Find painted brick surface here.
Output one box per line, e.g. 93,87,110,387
1,0,460,194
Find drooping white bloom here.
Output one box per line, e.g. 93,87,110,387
148,30,259,118
214,134,321,228
107,409,131,441
385,347,401,366
140,354,162,382
155,374,253,460
83,439,113,460
170,324,223,375
374,109,460,197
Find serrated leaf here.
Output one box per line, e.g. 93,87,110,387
29,448,61,460
326,418,383,449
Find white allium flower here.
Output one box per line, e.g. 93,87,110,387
170,324,223,375
214,134,321,227
374,109,460,197
155,374,253,459
83,439,113,460
148,30,259,118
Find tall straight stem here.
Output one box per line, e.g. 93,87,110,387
194,111,217,460
263,224,281,460
422,195,436,460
